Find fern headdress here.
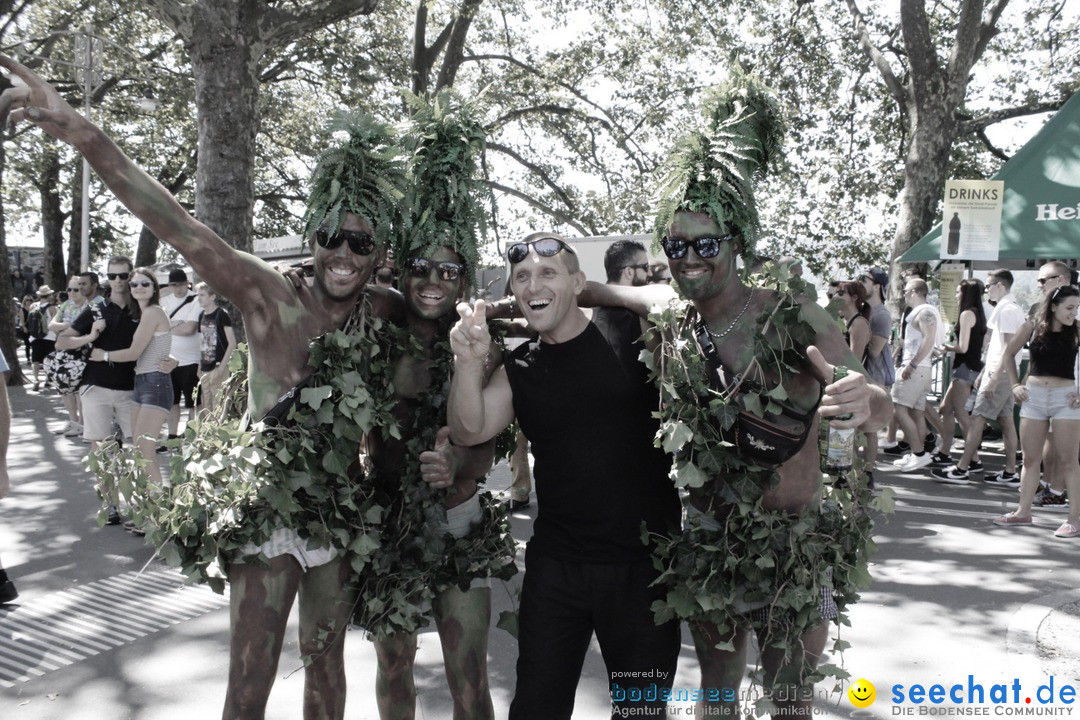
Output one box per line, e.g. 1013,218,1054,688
399,90,491,281
653,72,784,261
302,112,408,249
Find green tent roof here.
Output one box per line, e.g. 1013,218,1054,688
899,91,1080,269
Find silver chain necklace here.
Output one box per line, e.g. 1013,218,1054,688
704,289,754,340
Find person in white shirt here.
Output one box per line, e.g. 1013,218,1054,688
159,269,203,443
932,269,1024,484
890,278,943,471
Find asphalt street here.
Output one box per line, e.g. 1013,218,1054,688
2,378,1079,720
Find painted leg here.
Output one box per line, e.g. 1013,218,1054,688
374,632,419,720
691,621,748,719
434,586,494,720
759,622,829,718
298,555,357,720
222,556,302,720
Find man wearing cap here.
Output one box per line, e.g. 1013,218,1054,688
449,232,682,720
159,269,202,444
861,267,896,466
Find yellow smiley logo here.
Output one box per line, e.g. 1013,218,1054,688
848,679,876,708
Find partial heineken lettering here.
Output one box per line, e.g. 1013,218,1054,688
1036,204,1080,221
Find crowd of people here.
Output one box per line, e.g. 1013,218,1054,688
10,258,235,530
826,261,1080,540
1,52,1077,720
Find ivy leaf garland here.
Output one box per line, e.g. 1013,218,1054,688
353,323,517,640
642,272,890,700
88,300,400,593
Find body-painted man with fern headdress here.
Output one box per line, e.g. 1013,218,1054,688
0,56,407,720
356,91,515,720
646,75,893,717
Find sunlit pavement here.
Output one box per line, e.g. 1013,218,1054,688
2,377,1079,718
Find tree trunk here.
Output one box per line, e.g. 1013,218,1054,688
187,0,263,254
39,146,69,289
135,225,160,268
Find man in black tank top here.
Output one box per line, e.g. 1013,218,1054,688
448,233,681,720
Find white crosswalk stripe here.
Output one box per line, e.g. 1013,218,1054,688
0,566,229,688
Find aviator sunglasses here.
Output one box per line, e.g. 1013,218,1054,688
660,234,735,260
314,227,376,256
129,280,154,288
405,257,466,282
506,236,577,265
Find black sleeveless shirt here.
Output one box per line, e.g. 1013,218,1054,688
1029,329,1078,380
504,321,680,563
954,314,986,372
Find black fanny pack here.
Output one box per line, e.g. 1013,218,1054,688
693,320,818,467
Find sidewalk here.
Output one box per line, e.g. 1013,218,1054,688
2,378,1080,718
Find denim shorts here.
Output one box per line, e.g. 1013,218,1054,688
1020,383,1080,422
133,371,174,411
951,362,979,384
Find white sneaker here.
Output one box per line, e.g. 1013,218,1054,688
892,454,914,468
906,453,933,471
52,421,73,435
64,423,83,438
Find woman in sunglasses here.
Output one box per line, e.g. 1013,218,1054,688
89,268,173,499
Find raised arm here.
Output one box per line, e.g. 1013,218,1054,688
0,56,283,318
447,300,515,445
578,280,677,318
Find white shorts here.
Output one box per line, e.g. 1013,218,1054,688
238,527,336,570
437,493,489,590
80,385,134,441
891,366,933,410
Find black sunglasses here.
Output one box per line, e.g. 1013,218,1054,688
106,272,131,281
66,287,80,292
314,227,376,256
506,237,577,265
1037,275,1062,286
405,257,465,282
129,280,154,288
660,234,734,260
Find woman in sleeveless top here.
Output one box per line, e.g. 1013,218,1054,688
90,267,174,492
935,279,987,464
838,280,872,363
993,285,1080,537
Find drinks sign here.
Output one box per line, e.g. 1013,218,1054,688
940,179,1004,261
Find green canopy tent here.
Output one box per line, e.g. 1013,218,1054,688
898,91,1080,269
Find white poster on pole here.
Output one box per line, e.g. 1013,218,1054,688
941,179,1004,261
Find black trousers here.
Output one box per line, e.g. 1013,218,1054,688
508,548,680,720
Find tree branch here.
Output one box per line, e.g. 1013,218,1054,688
844,0,907,105
435,0,484,90
957,99,1067,134
487,141,575,210
486,181,589,236
971,0,1011,66
463,52,649,168
260,0,379,48
974,128,1009,162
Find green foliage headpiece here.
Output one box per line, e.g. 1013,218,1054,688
302,112,407,248
653,72,784,259
399,90,491,280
